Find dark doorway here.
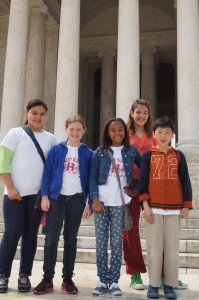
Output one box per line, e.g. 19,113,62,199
156,63,175,121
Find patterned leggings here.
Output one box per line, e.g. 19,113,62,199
94,206,124,284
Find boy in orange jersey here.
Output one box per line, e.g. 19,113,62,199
139,116,192,300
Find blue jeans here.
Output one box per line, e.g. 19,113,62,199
43,193,85,279
0,194,42,277
94,206,124,284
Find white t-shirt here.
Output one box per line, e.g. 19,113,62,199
1,127,57,196
98,146,131,206
60,145,82,195
151,208,180,216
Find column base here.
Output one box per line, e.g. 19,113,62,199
176,141,199,163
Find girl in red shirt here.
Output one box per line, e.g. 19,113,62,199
123,98,155,289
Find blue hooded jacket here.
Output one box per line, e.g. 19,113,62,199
41,141,93,201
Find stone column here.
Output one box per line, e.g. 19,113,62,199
84,64,96,148
44,19,59,133
98,49,116,142
116,0,139,121
0,0,29,140
177,0,199,154
78,55,88,118
141,48,157,117
54,0,80,141
24,5,48,104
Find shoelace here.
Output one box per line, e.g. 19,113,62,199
19,274,29,283
110,282,119,289
97,281,106,288
0,274,7,282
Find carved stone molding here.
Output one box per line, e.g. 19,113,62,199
97,48,116,58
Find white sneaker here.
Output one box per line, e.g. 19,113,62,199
174,280,188,290
92,281,108,295
130,273,144,290
109,282,122,296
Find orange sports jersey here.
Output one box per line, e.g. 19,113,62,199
139,146,193,210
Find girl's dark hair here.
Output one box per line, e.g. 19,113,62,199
24,99,48,125
127,98,153,137
26,99,48,112
153,116,175,133
102,118,130,148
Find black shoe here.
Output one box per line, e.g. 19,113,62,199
18,274,31,292
0,274,8,293
147,285,159,299
33,278,53,295
61,278,78,294
164,284,177,299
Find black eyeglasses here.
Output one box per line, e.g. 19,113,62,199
133,98,149,104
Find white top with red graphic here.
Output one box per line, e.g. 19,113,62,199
98,146,131,206
60,145,82,195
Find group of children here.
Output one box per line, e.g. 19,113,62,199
0,99,192,300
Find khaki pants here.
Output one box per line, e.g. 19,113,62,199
145,214,179,287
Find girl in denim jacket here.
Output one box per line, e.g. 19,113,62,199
89,118,142,296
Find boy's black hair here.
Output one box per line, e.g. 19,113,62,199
102,117,130,148
153,116,175,133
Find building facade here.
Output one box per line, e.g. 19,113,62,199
0,0,198,154
0,0,199,268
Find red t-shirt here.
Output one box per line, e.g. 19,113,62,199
129,132,157,180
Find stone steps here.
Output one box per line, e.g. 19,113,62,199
9,234,199,253
13,246,199,269
77,225,199,240
5,208,198,269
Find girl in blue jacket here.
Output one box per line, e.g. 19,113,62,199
33,115,93,295
89,118,142,296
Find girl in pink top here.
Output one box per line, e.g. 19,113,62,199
123,98,156,290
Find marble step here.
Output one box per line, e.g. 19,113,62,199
14,246,199,268
140,228,199,240
0,219,199,237
43,236,199,253
1,232,199,253
77,226,199,240
139,217,199,229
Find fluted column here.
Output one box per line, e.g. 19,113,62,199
84,64,96,148
116,0,139,121
141,48,157,117
78,55,88,118
44,19,59,133
0,0,29,140
54,0,80,141
177,0,199,153
24,5,48,103
98,49,116,142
